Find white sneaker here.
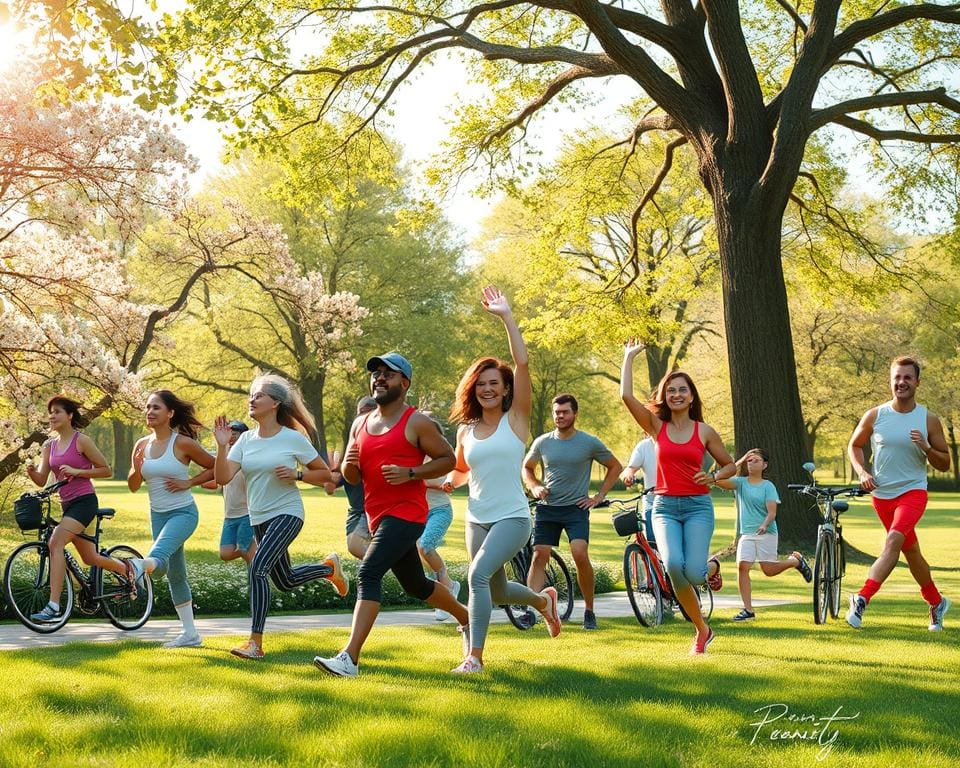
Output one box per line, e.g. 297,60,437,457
435,608,452,621
314,650,359,677
929,595,951,631
162,632,202,649
451,655,483,674
846,594,867,629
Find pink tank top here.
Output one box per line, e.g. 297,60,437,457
49,432,96,504
655,422,709,496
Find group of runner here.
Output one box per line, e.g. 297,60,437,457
21,286,951,672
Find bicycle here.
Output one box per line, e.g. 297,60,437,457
609,493,713,627
501,501,575,630
3,480,154,634
787,462,866,625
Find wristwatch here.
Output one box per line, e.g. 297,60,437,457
408,468,415,480
296,470,303,481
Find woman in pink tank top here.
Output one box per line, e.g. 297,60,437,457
621,341,735,655
24,395,126,624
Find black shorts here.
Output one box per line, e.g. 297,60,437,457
533,503,590,546
61,493,99,528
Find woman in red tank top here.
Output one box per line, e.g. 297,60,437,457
621,340,735,654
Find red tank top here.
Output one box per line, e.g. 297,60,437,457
655,421,709,496
356,406,428,532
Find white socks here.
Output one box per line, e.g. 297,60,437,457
175,601,198,636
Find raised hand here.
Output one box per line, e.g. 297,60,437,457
132,442,146,473
623,337,645,359
481,285,511,317
213,415,233,447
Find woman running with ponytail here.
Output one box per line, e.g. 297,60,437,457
214,373,347,660
127,390,215,648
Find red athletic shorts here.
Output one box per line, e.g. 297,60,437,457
871,489,927,550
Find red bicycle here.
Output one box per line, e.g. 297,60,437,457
609,494,713,627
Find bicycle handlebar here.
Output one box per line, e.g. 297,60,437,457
32,480,69,498
787,484,866,497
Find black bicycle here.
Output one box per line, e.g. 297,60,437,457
787,463,866,625
3,480,153,633
501,502,575,630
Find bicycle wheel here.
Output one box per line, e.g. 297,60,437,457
503,555,536,630
3,541,74,633
829,532,844,619
101,545,153,630
623,543,663,627
813,531,832,625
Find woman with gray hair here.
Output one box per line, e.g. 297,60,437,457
214,373,348,660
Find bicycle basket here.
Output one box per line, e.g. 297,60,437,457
611,508,642,537
13,494,43,531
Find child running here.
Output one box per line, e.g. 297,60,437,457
715,449,812,621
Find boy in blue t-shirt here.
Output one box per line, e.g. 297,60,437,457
716,449,813,621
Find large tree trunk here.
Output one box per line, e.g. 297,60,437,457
947,420,960,490
715,198,819,549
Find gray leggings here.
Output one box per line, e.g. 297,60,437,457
466,516,543,649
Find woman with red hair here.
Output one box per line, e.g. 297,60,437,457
445,286,561,674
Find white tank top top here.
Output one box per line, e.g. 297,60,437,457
140,433,194,512
871,402,928,499
462,414,529,524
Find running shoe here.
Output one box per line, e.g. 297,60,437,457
123,557,147,592
539,586,562,638
707,557,723,591
846,594,867,628
690,627,715,655
323,553,349,598
162,632,202,648
230,640,264,659
434,580,461,621
314,650,359,677
732,609,756,622
929,595,951,632
30,604,60,623
451,655,484,674
122,559,138,600
582,608,598,630
793,552,813,583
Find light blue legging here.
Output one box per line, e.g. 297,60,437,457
651,494,715,591
148,501,199,606
466,516,543,650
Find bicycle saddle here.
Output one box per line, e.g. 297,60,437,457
96,508,116,519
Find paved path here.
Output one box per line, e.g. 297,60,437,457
0,593,793,651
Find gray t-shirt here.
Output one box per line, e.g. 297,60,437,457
525,430,614,506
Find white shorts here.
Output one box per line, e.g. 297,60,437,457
737,532,779,564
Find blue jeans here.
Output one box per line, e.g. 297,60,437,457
148,501,199,606
651,494,714,590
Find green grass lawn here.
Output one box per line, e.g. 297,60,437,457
1,483,959,766
0,600,957,767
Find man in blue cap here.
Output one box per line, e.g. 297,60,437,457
314,351,469,676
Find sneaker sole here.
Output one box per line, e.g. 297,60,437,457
230,649,263,659
313,657,355,677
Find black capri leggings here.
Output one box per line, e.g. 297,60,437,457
250,514,332,634
358,516,436,603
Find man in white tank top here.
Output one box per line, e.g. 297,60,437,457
847,356,952,631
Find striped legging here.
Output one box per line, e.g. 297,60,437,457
250,514,332,634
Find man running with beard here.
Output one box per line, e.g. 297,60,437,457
846,356,951,631
313,352,469,676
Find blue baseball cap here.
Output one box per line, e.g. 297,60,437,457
366,352,412,381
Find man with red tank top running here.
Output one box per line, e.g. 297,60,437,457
314,352,469,676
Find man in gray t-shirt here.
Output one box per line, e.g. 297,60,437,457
523,393,622,629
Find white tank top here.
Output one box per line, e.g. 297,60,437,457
462,414,529,524
140,433,194,512
871,402,928,499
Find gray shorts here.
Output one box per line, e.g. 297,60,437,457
345,508,371,540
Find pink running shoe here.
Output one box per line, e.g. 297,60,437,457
539,587,562,638
690,627,715,655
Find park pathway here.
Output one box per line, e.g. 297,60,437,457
0,592,793,650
